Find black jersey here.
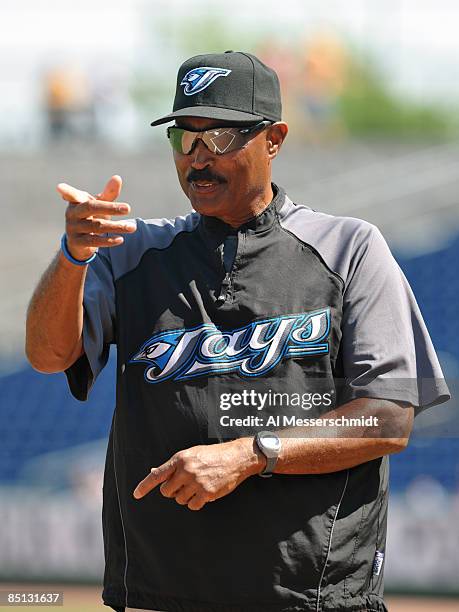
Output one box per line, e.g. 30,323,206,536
66,185,449,612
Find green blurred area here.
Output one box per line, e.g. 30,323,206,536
339,54,457,140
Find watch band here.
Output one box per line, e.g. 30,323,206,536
261,455,278,477
255,431,281,478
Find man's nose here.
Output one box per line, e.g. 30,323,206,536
190,138,215,169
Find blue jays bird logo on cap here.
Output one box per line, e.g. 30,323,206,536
180,67,232,96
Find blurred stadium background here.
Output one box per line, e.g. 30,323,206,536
1,0,458,609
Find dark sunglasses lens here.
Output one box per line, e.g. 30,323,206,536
168,128,192,154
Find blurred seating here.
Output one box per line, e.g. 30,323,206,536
0,355,115,483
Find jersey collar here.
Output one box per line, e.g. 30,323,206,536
199,183,285,246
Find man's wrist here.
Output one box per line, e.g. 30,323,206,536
58,249,90,273
60,234,97,266
230,437,267,477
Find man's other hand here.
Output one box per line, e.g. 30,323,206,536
133,439,262,511
57,175,136,262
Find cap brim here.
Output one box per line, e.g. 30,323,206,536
150,106,264,127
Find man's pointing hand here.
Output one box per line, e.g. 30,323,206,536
57,174,136,262
133,440,263,511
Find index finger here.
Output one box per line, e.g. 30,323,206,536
133,461,176,499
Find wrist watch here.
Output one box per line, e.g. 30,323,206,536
255,431,282,478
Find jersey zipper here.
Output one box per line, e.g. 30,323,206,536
216,271,232,304
216,233,239,304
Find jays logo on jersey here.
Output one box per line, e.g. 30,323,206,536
131,309,330,384
180,67,232,96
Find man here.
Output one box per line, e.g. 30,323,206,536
26,51,450,612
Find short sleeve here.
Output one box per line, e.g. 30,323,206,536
65,248,115,401
338,225,450,414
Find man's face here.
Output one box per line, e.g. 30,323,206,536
171,117,284,221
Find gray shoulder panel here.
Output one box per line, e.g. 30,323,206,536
278,196,450,411
107,210,201,282
278,196,376,289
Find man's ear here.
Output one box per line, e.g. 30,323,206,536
266,122,288,159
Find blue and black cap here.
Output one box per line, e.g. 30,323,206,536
150,50,282,126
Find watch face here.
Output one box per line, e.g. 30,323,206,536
259,432,281,453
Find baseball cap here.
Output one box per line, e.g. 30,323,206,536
150,50,282,127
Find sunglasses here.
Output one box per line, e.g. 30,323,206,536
167,120,272,155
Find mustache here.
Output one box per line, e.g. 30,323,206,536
187,168,226,184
